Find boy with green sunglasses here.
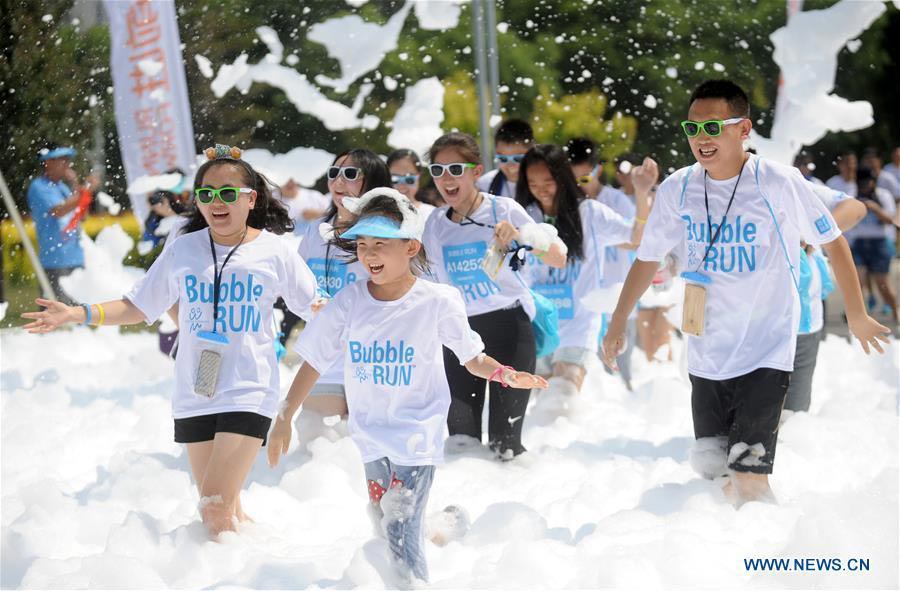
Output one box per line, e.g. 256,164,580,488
602,79,889,507
680,117,746,138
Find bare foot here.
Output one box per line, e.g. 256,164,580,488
235,508,254,523
721,478,737,504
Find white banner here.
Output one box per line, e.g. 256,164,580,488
105,0,196,227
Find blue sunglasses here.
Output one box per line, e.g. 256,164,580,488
391,174,418,186
495,153,525,164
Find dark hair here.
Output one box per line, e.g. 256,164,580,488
495,119,534,145
428,132,480,164
862,147,882,162
386,149,422,170
689,79,750,118
39,141,61,154
331,194,430,276
322,148,392,221
616,152,641,168
183,157,293,235
566,137,598,167
148,190,172,206
414,177,445,206
516,144,585,260
856,167,875,184
793,152,815,167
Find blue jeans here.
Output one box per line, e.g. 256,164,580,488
364,459,435,582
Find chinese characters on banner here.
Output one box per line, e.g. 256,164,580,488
105,0,196,227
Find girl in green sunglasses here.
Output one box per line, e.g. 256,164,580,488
22,145,320,539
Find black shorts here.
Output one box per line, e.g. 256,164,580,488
174,412,272,446
690,368,790,474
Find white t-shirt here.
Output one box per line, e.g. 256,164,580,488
126,229,317,419
826,175,857,197
883,163,900,187
806,249,827,335
809,182,849,210
525,200,632,349
423,194,536,319
297,218,368,384
636,154,841,380
278,189,330,237
415,201,437,219
596,185,638,288
804,182,846,333
876,170,900,200
159,215,191,255
852,187,896,240
476,169,516,198
294,279,485,466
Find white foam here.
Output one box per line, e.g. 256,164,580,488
1,328,895,588
59,226,146,304
241,147,335,187
308,4,413,93
386,77,445,157
137,59,163,77
126,173,182,196
194,55,213,79
255,26,284,64
749,0,886,164
413,0,464,31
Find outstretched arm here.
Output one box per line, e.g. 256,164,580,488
22,298,146,333
464,353,549,390
831,199,866,232
821,236,891,354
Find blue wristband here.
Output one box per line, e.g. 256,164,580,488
80,303,92,326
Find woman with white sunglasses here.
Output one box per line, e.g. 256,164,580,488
296,149,392,419
422,132,566,460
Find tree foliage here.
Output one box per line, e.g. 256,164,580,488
1,0,897,214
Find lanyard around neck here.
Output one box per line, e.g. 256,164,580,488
446,193,493,228
208,228,247,331
696,164,745,272
695,164,744,270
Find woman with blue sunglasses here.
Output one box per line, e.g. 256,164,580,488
387,148,436,219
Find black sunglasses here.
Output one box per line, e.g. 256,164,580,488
327,166,362,182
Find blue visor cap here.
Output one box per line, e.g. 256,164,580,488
341,215,414,240
39,147,77,161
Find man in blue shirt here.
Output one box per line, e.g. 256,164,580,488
27,143,89,304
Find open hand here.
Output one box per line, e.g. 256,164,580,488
504,370,549,389
21,298,78,333
848,313,892,354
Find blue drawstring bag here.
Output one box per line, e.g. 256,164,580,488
530,288,561,357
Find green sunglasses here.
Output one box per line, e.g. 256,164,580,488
194,186,253,205
680,117,745,138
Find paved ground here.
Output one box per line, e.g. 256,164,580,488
824,257,900,339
